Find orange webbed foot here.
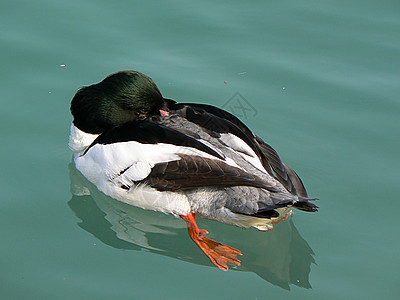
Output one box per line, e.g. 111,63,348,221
181,213,242,271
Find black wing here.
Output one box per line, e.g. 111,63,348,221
254,135,308,197
170,103,260,155
84,119,224,160
168,101,308,197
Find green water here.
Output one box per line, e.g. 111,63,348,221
1,0,399,298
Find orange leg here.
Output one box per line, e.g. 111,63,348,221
180,213,242,271
271,213,289,225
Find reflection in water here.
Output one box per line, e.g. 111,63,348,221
68,163,315,290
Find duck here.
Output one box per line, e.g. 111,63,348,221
69,70,317,271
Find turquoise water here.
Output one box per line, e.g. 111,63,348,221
1,0,399,298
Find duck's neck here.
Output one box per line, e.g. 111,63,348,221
68,123,99,155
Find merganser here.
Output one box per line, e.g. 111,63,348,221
69,70,317,271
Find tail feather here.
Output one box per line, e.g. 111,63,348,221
293,197,318,212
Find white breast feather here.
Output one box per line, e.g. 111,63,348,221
71,138,194,215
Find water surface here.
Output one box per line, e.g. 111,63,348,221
1,0,399,298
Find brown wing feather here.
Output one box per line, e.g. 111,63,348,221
142,154,278,192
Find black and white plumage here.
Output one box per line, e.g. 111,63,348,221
69,71,317,233
69,71,317,270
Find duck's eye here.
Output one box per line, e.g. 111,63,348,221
137,108,147,114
